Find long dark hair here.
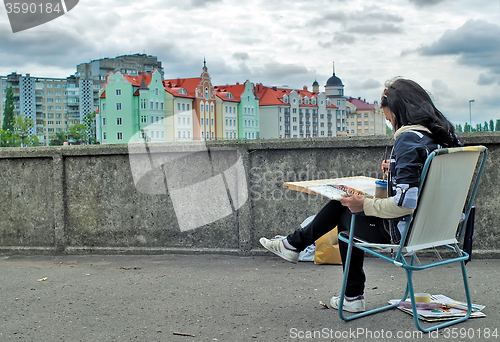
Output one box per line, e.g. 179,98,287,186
381,78,462,147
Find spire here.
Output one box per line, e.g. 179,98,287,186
332,61,335,75
203,57,207,70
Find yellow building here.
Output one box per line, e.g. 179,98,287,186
346,97,386,136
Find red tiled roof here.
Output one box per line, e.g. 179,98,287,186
215,91,239,102
254,84,338,108
163,77,201,98
123,72,153,87
100,90,106,98
347,97,375,111
214,82,246,101
255,86,286,106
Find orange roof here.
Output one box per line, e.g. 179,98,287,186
255,86,286,106
123,72,153,87
215,91,239,102
255,84,337,108
214,82,247,101
100,90,106,99
163,77,201,98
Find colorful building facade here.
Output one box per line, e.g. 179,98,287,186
98,70,166,144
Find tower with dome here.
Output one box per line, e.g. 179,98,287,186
324,62,347,134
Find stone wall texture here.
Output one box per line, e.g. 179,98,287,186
0,132,498,257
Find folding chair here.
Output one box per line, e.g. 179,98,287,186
337,146,488,332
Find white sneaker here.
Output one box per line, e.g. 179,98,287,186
330,295,365,312
259,236,299,263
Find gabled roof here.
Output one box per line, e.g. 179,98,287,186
215,91,239,102
214,83,247,101
255,84,338,108
123,72,153,88
163,77,201,98
255,86,286,106
347,97,375,111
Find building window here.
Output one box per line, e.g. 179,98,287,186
150,101,154,109
141,116,147,123
102,103,106,112
178,103,181,111
205,87,209,99
116,117,122,126
102,117,106,126
103,132,107,140
117,132,123,140
155,88,159,96
116,89,121,96
116,103,122,111
141,99,146,109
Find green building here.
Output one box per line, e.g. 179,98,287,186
99,70,166,144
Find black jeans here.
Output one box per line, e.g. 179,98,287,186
286,200,391,297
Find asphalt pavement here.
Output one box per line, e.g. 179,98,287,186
0,253,499,342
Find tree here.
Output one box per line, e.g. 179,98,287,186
2,86,15,133
455,124,463,133
0,129,12,147
82,111,99,144
496,120,500,131
14,115,36,147
386,124,392,135
49,131,67,146
489,120,494,132
66,123,87,145
483,121,489,132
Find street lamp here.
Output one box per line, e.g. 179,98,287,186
19,132,27,147
469,99,475,131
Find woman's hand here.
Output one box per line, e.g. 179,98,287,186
339,194,365,213
381,159,390,174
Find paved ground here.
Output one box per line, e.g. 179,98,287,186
0,253,499,342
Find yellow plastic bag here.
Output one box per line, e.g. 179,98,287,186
314,227,342,265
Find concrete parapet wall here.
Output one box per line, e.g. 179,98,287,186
0,133,499,257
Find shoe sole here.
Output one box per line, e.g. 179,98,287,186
259,238,298,264
330,297,365,312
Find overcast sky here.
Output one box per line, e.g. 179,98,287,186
0,0,499,127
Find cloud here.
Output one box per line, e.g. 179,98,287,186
232,52,250,61
190,0,223,8
431,79,455,99
413,19,500,74
477,73,499,86
0,29,95,73
361,79,382,90
408,0,446,7
309,8,403,27
333,32,356,45
347,23,403,35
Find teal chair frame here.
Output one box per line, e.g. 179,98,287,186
337,146,488,332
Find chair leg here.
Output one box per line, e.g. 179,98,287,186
404,260,473,332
